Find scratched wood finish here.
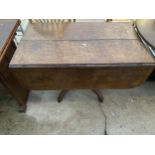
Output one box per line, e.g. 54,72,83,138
0,20,29,111
10,40,155,68
22,22,137,41
11,67,153,90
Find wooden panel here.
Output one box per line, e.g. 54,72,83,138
0,20,29,110
23,22,137,41
4,40,17,62
11,67,154,90
10,40,155,68
0,72,29,105
0,42,29,106
0,20,19,58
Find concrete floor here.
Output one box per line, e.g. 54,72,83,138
0,82,155,135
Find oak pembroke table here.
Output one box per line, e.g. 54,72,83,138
9,22,155,112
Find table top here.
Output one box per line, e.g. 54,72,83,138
10,22,155,68
0,20,19,58
135,19,155,49
22,22,137,40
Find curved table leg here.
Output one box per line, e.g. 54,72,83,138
57,89,104,103
92,89,104,102
57,90,69,102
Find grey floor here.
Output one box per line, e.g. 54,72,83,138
0,82,155,135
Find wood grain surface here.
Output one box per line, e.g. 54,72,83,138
0,20,29,111
10,40,155,68
0,20,19,58
11,67,153,90
9,22,155,94
22,22,137,40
